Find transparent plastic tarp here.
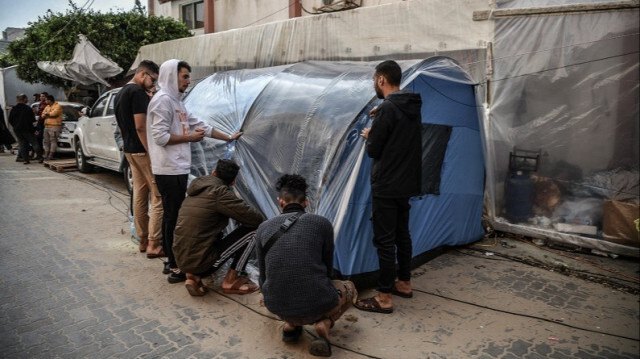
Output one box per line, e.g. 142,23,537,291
486,10,640,255
496,0,627,8
185,57,485,276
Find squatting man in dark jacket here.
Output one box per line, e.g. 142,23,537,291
256,175,357,357
172,159,264,297
356,60,423,314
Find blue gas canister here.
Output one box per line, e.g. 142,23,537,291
505,171,535,223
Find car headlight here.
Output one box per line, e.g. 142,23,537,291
64,123,77,133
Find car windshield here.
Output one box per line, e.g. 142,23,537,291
62,105,83,122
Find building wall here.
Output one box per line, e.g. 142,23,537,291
150,0,409,34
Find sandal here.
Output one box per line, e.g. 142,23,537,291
146,250,165,259
391,284,413,298
222,277,259,295
309,338,332,357
185,279,207,296
354,296,393,314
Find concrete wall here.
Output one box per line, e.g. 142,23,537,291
150,0,409,33
0,66,66,113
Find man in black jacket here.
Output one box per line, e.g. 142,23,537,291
9,94,42,164
356,60,422,314
256,175,357,357
0,103,15,153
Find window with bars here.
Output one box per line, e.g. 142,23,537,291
182,1,204,30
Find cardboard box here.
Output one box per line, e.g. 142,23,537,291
602,200,640,248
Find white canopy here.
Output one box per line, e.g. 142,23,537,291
38,34,123,86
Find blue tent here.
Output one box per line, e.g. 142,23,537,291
185,57,485,283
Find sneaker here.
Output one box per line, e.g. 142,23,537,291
168,269,186,284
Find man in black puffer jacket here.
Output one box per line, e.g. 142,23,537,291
256,174,357,357
8,94,42,164
357,60,422,314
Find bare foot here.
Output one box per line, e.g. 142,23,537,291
138,238,148,252
362,292,393,309
146,240,164,256
394,280,412,295
314,318,332,340
283,322,297,332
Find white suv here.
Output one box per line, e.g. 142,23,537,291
72,88,133,193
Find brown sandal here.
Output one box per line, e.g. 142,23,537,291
222,277,259,295
354,297,393,314
185,279,207,296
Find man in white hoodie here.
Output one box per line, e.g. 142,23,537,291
147,59,242,283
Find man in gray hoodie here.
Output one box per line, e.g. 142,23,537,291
147,59,242,283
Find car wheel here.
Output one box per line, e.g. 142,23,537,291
123,160,133,195
75,141,93,173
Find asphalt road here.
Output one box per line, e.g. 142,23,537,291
0,153,638,359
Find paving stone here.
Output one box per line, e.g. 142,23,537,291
140,329,170,348
166,331,195,346
508,339,532,357
114,329,146,348
171,344,202,359
118,343,154,358
93,342,129,359
1,159,637,359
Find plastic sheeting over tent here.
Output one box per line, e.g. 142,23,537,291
132,0,490,84
37,34,123,86
184,57,485,278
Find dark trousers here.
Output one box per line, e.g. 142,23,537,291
195,226,257,277
372,196,412,293
16,131,42,162
155,174,188,269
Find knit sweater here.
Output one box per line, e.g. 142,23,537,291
256,204,338,319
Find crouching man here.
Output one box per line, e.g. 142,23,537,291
173,159,264,296
256,174,357,357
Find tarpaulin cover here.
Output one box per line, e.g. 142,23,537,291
496,0,627,8
185,57,485,276
37,34,123,86
133,0,490,84
485,9,640,256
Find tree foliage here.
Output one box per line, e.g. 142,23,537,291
7,0,192,87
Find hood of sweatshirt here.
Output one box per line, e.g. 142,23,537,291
155,59,183,101
386,89,423,120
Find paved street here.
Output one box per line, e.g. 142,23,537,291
0,153,639,359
